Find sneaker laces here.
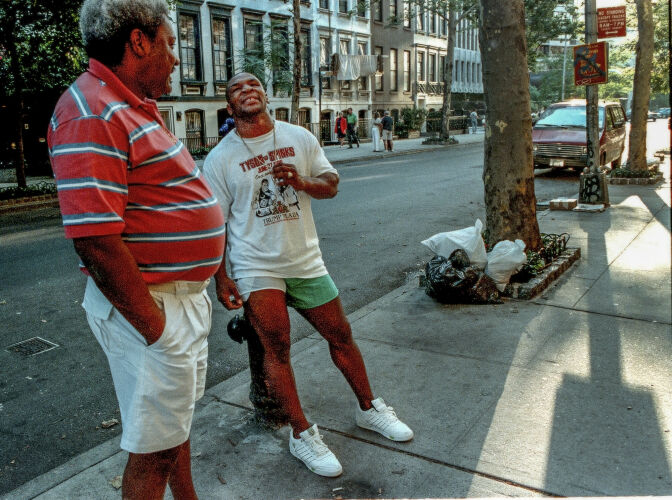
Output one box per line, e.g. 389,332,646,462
303,433,330,457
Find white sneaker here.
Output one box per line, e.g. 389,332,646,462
289,424,343,477
356,397,414,442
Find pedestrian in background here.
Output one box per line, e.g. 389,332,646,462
470,110,479,134
371,111,384,152
47,1,225,498
345,107,360,148
381,110,394,152
334,111,347,147
204,73,413,479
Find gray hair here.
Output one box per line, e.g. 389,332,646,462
80,0,171,68
384,110,390,115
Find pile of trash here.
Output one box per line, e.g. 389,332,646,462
421,220,527,304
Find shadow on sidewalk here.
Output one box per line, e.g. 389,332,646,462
543,205,672,494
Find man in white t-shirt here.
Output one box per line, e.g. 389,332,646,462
204,73,413,478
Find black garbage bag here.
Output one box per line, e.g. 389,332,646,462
425,249,502,304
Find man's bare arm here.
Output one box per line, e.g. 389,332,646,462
73,234,165,344
212,234,243,310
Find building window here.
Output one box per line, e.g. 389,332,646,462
373,0,382,21
357,0,366,17
159,109,174,133
185,109,204,151
416,6,425,31
389,0,397,20
340,38,350,55
403,50,410,91
339,0,348,14
466,61,471,83
212,16,232,83
403,0,411,27
320,36,331,89
374,46,383,90
429,53,436,82
271,21,290,93
441,12,447,36
320,0,329,9
439,55,446,81
179,13,202,81
461,61,465,83
430,12,436,34
300,29,312,86
417,51,425,82
358,41,368,90
298,108,311,127
276,108,289,121
390,48,398,90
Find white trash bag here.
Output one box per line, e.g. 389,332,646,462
485,239,527,291
421,219,488,269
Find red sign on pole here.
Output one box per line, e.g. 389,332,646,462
598,6,627,38
573,42,609,86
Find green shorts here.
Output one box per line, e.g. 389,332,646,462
234,275,339,310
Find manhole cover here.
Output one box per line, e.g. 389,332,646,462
6,337,59,356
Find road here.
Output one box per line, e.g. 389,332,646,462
0,140,635,493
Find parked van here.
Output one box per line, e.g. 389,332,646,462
532,99,627,170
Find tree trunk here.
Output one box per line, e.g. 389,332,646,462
290,0,302,125
479,0,541,250
440,8,457,141
626,0,654,171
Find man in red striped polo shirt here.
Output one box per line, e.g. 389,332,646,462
47,1,224,498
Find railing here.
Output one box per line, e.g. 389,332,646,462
425,116,470,133
415,82,444,95
180,136,220,155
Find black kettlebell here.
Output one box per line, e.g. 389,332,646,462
226,314,254,344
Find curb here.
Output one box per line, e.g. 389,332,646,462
328,140,480,166
0,194,59,214
503,247,581,300
608,173,664,185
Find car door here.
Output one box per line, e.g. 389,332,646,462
610,106,627,162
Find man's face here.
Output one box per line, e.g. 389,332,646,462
227,74,267,118
144,19,179,99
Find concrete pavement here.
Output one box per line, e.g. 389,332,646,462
5,133,672,499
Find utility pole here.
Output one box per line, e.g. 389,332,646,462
579,0,610,206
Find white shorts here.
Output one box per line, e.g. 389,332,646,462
83,277,212,453
382,129,393,140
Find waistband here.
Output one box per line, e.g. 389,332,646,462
147,279,210,295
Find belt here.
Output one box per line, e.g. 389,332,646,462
147,279,210,294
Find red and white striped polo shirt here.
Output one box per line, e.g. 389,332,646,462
48,59,225,283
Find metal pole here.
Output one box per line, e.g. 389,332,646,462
585,0,599,175
561,36,568,101
318,69,323,146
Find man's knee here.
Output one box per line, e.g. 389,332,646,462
127,444,182,475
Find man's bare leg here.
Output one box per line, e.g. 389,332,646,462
299,297,375,411
244,289,311,437
122,442,182,499
168,439,198,500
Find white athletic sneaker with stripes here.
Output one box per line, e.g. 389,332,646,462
289,424,343,477
356,397,414,441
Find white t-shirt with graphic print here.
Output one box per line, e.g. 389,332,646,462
203,120,338,280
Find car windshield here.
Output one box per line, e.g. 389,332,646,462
535,106,605,129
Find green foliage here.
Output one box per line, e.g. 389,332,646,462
399,106,428,130
236,19,293,94
0,181,56,200
0,0,86,97
531,53,582,108
609,167,658,178
514,233,569,279
650,0,669,94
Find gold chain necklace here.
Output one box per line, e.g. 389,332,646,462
236,122,277,162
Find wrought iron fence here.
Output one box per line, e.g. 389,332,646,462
425,116,470,133
180,136,221,155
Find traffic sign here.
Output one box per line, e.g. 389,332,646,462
598,6,627,39
573,42,609,86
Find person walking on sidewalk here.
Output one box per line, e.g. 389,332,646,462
47,1,226,498
334,111,347,147
381,110,394,152
345,107,360,148
371,111,384,152
204,73,413,478
470,110,479,134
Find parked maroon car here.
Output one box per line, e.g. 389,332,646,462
532,100,627,170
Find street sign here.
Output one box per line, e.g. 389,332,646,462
573,42,609,86
597,6,627,39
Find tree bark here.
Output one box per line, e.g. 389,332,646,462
479,0,541,250
290,0,302,125
440,8,457,141
626,0,654,171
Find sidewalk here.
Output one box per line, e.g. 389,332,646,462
6,146,672,499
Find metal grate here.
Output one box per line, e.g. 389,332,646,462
6,337,59,356
535,144,584,157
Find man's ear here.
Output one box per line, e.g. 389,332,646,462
128,28,151,57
